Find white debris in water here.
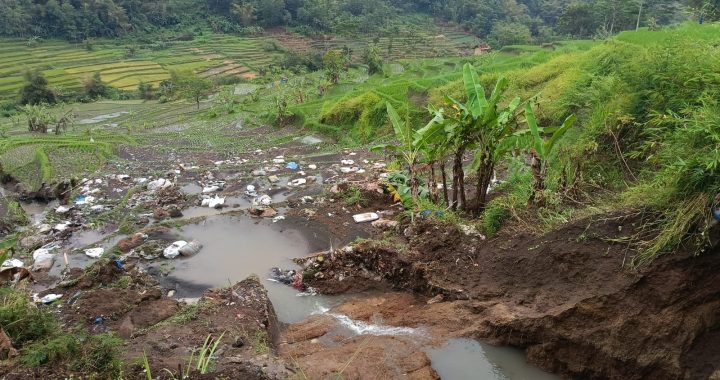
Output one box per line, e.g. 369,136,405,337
201,196,225,209
272,215,286,223
163,241,188,259
84,248,105,258
328,313,420,336
202,185,220,193
256,195,273,206
288,178,307,187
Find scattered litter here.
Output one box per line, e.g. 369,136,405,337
1,259,24,269
147,178,172,191
255,195,273,206
245,184,258,197
273,156,285,164
348,152,357,156
202,185,220,193
341,159,355,165
286,162,299,170
356,169,366,174
37,294,63,304
308,164,318,170
84,248,105,258
288,178,307,187
300,196,314,204
201,196,225,209
353,212,380,223
163,241,188,259
113,259,125,270
420,209,445,219
340,167,359,174
459,224,486,239
116,174,130,181
54,222,71,231
74,195,96,205
252,169,267,176
55,205,71,214
268,175,280,183
272,215,286,223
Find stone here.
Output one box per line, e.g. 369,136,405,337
178,240,202,257
371,219,399,230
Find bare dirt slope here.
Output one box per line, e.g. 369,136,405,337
300,213,720,380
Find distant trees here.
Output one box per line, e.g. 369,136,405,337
489,22,533,47
323,50,346,84
84,72,108,99
172,71,214,109
363,44,383,75
138,81,155,100
19,71,56,106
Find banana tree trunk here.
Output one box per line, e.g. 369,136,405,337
440,160,449,206
452,147,466,211
529,152,545,205
475,158,495,213
430,162,437,202
410,159,419,203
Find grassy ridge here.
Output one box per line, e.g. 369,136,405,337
289,22,720,261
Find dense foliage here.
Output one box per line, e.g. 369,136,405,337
0,0,714,43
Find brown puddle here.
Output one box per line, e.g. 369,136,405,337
155,214,351,323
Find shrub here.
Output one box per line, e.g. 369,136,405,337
0,289,58,348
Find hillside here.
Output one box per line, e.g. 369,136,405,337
0,15,719,380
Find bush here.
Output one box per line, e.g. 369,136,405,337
84,72,108,99
77,333,123,374
0,289,58,348
18,70,56,105
21,334,78,367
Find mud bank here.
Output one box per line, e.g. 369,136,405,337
298,214,720,380
1,258,289,379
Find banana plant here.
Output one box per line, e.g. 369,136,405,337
497,103,576,204
372,102,444,207
439,63,521,211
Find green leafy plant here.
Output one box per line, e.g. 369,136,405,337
195,332,225,374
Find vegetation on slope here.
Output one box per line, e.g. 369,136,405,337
291,22,720,263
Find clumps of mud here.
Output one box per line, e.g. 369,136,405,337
295,213,720,380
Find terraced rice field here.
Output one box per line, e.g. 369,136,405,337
274,26,478,62
0,35,284,100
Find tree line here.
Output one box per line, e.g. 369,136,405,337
0,0,716,42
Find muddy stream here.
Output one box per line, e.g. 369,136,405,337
13,191,559,379
150,213,557,379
